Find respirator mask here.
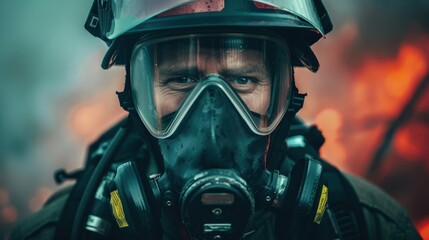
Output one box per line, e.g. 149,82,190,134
109,32,327,240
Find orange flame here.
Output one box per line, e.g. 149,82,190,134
351,44,428,120
418,218,429,240
314,108,347,169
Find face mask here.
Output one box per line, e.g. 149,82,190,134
109,78,327,240
156,79,270,239
108,32,328,240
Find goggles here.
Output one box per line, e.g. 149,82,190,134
130,32,293,138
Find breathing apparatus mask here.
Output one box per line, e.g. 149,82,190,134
108,32,327,240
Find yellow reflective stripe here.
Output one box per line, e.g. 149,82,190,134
314,185,328,224
110,190,129,228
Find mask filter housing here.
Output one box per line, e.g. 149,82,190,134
180,169,254,240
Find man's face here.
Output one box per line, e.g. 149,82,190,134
153,42,272,118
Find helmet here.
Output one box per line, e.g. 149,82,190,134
85,0,332,71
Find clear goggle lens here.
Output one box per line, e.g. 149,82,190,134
130,33,293,138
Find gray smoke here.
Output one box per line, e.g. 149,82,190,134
0,0,116,237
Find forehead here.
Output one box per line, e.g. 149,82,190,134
155,37,272,65
157,36,265,50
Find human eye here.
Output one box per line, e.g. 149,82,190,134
229,76,259,93
161,76,198,91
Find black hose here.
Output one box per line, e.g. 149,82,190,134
71,120,130,240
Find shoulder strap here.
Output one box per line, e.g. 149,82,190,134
319,162,368,240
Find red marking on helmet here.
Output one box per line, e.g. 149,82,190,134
253,1,282,10
157,0,224,17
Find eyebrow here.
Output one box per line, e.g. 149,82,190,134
220,65,269,76
159,66,202,76
159,64,269,76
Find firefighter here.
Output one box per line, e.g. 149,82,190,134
11,1,421,239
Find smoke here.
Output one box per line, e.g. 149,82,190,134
326,0,429,65
0,0,125,237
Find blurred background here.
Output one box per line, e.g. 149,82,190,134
0,0,428,239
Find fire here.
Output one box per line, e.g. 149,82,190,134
342,41,429,173
313,108,347,169
394,123,429,165
351,43,428,121
418,218,429,240
341,39,429,235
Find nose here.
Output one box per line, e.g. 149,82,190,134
196,54,223,76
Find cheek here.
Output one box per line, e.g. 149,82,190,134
240,85,271,115
155,88,187,117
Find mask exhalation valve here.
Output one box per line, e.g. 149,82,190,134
180,169,255,240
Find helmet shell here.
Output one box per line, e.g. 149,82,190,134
85,0,332,70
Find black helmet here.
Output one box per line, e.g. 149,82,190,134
85,0,332,71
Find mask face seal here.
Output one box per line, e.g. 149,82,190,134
130,32,293,139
